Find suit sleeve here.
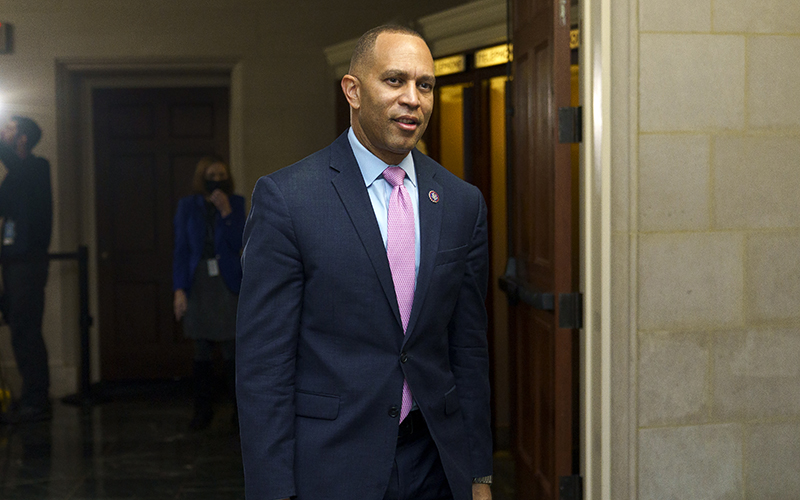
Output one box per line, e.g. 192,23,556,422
448,189,493,478
237,176,302,500
172,198,192,292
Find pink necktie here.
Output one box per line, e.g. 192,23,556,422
383,166,415,423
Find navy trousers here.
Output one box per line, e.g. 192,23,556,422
383,410,454,500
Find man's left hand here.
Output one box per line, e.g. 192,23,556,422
473,483,492,500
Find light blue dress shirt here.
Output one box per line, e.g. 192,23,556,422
348,128,422,412
347,128,421,281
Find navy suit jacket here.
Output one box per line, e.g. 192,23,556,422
236,133,492,500
172,193,245,295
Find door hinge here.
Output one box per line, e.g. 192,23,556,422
558,292,583,329
558,106,582,143
559,475,583,500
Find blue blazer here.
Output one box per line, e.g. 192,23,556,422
236,133,492,500
172,193,245,295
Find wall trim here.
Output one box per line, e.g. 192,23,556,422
323,0,508,79
416,0,508,57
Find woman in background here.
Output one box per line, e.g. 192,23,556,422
173,156,245,431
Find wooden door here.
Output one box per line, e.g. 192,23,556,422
505,0,578,498
94,87,230,381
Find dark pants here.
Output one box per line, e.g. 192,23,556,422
383,410,454,500
1,261,49,409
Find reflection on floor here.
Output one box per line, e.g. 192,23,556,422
0,381,516,499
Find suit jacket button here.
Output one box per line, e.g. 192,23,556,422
400,352,408,363
389,405,399,418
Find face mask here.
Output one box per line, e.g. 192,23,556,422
205,179,231,194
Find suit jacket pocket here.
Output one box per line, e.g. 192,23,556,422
434,244,469,267
444,385,460,415
295,390,340,420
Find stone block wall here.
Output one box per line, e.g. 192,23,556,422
617,0,800,496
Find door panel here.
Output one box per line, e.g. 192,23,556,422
111,154,157,251
507,0,577,497
94,87,230,381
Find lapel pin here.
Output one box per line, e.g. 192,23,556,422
428,190,439,203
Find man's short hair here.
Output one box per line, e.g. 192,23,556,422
348,25,426,76
11,116,43,152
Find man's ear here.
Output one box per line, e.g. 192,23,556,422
341,75,360,110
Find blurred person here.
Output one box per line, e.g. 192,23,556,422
0,116,53,425
236,26,492,500
173,156,245,431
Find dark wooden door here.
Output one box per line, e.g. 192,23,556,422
504,0,577,498
94,87,230,380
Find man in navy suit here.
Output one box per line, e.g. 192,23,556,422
236,25,492,500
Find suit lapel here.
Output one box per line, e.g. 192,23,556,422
328,134,403,328
404,151,442,343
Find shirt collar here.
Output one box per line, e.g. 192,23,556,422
347,128,417,188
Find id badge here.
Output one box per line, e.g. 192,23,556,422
2,220,15,246
207,258,220,277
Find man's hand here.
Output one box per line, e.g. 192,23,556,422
473,483,492,500
174,289,188,321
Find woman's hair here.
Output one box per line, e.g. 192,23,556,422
192,155,234,194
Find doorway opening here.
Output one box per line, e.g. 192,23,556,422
423,55,511,452
56,65,237,389
93,86,230,381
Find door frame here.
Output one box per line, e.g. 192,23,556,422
55,60,243,385
579,0,617,498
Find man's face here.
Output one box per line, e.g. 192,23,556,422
0,120,19,147
351,33,435,165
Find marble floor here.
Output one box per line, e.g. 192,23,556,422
0,382,516,499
